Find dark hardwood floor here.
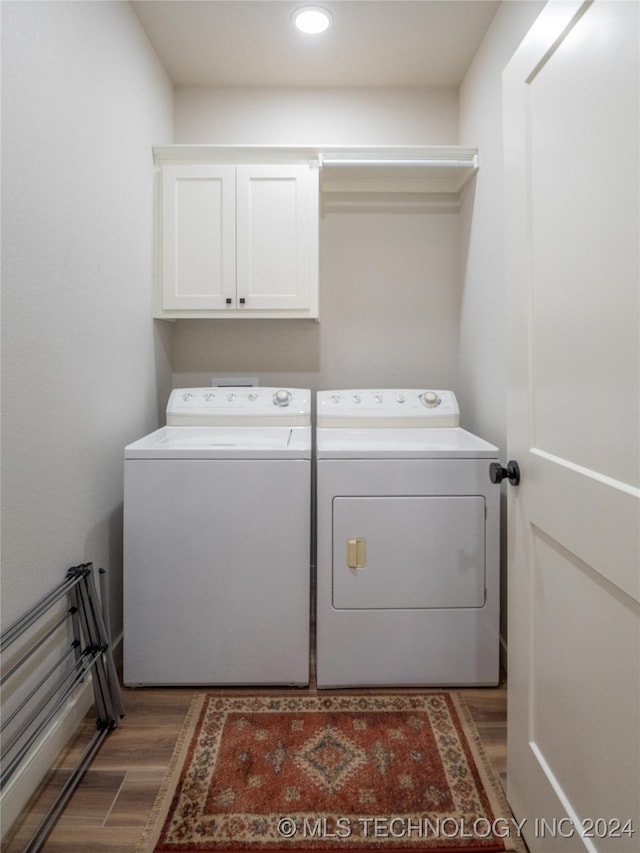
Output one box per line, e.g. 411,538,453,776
3,671,509,852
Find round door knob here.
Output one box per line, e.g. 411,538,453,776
274,389,292,406
489,461,521,486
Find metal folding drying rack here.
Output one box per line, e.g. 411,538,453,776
0,563,124,852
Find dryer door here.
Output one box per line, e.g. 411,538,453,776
332,496,486,609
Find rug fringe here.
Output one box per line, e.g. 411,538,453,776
450,693,527,853
135,693,207,853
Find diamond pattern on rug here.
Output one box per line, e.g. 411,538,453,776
205,707,454,816
293,723,368,793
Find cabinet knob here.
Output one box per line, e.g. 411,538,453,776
225,298,232,305
239,297,246,305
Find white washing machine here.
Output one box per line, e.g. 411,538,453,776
123,387,311,686
315,389,500,688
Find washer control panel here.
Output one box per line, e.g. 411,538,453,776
167,387,311,426
317,389,460,428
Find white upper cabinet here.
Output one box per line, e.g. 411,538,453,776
153,145,478,320
160,164,237,312
236,165,317,312
155,154,319,319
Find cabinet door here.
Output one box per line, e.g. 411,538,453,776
161,164,236,310
236,165,318,311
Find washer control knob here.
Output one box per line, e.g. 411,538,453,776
182,393,194,401
204,393,215,401
248,392,258,401
330,394,341,404
397,394,406,403
421,391,441,408
227,392,237,402
274,389,292,407
375,394,383,404
353,394,362,403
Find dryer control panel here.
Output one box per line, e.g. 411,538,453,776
317,389,460,428
167,387,311,426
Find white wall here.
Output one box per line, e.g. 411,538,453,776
457,0,545,653
1,2,173,815
175,87,457,146
172,87,462,394
457,0,545,445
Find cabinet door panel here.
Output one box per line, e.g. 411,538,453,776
161,164,236,309
236,165,316,310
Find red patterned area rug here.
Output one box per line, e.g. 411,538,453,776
136,693,526,853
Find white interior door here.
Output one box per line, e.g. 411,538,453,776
503,2,640,851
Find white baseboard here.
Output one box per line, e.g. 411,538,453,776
1,680,94,840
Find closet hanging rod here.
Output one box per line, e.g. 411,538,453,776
320,157,477,168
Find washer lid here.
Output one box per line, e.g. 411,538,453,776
166,387,311,426
317,389,459,427
316,427,498,459
125,426,311,459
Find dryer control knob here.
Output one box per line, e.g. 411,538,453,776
274,389,292,407
421,391,440,408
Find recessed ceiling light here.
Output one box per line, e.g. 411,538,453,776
293,6,332,35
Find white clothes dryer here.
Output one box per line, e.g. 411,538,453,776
315,389,499,688
123,387,311,686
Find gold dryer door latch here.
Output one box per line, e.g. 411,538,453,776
346,538,366,569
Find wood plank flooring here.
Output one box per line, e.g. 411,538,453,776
3,674,510,853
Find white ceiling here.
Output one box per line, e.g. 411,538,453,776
131,1,500,89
